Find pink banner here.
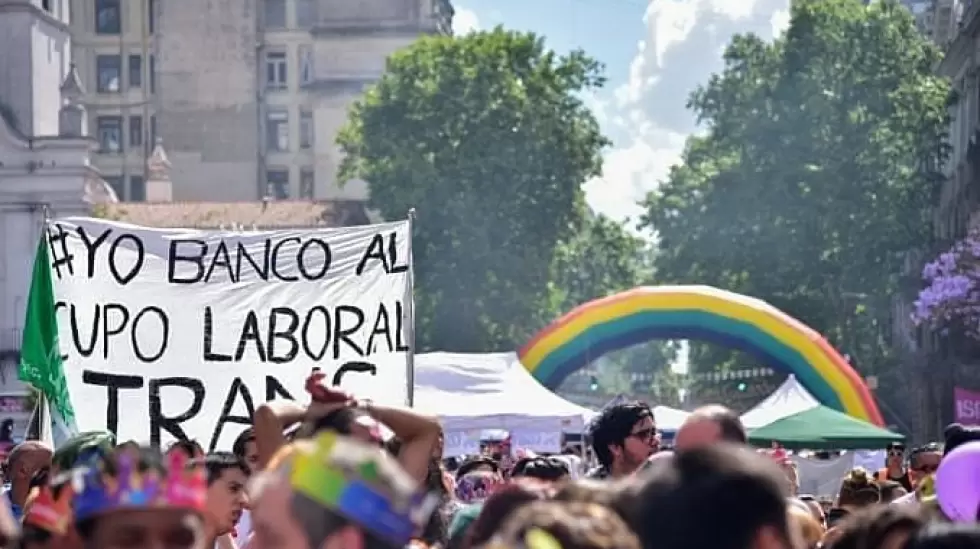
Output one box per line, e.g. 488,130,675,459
954,386,980,425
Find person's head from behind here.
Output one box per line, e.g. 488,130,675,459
299,406,384,448
461,478,555,548
878,480,907,503
165,439,204,460
249,431,437,549
484,501,640,549
616,443,795,549
193,452,249,538
232,428,260,474
72,444,207,549
588,402,658,477
6,441,53,506
904,522,980,549
552,479,617,507
836,468,880,509
673,405,746,451
823,505,924,549
786,504,823,549
510,456,570,483
455,456,500,480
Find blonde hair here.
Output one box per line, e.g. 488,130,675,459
837,467,880,508
788,504,823,548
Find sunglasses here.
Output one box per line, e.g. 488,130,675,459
629,428,659,442
887,449,905,457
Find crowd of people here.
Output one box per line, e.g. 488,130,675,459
0,371,978,549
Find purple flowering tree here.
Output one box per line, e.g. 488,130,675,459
913,227,980,339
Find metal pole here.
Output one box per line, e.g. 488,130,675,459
404,209,417,407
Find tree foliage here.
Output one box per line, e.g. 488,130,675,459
550,213,653,314
642,0,949,373
338,28,614,352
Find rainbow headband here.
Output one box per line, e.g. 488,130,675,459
72,448,206,522
287,431,440,546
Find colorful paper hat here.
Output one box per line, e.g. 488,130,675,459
284,431,440,546
455,471,502,503
23,477,73,535
72,447,206,522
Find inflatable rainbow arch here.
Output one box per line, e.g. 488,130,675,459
518,286,884,426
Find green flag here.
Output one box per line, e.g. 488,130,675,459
18,234,76,443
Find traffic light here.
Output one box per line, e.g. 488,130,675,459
589,375,599,391
737,382,747,392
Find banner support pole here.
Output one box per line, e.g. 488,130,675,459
404,208,417,407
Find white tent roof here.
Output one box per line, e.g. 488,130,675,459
653,405,691,432
414,352,594,432
739,375,819,429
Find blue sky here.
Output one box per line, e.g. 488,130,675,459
453,0,792,226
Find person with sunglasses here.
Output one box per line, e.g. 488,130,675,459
586,402,659,480
875,442,913,492
908,443,942,486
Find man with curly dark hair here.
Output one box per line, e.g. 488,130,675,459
586,402,658,479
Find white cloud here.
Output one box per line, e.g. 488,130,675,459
454,7,480,35
587,0,791,223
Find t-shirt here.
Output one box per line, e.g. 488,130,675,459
234,510,252,546
879,470,913,492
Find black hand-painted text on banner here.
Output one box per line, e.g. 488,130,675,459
41,218,413,448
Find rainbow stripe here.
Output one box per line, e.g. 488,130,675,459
519,286,884,426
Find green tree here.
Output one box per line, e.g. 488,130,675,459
338,28,609,352
549,213,653,314
642,0,948,374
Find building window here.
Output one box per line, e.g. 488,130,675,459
129,116,143,147
149,55,156,93
128,55,142,88
149,0,156,33
96,55,121,93
300,168,315,199
296,0,315,28
130,175,146,202
299,46,314,85
95,0,121,34
267,169,290,199
97,116,123,153
264,0,286,29
41,0,51,12
265,108,289,151
147,114,157,154
300,109,314,149
104,176,125,199
265,51,287,90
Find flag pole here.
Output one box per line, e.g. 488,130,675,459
404,208,417,407
34,205,53,445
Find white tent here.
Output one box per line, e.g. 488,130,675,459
739,375,819,429
414,352,594,432
653,405,691,434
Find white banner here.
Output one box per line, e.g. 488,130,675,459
511,429,561,454
47,218,412,450
444,430,481,456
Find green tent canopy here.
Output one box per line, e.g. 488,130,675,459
747,405,904,450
